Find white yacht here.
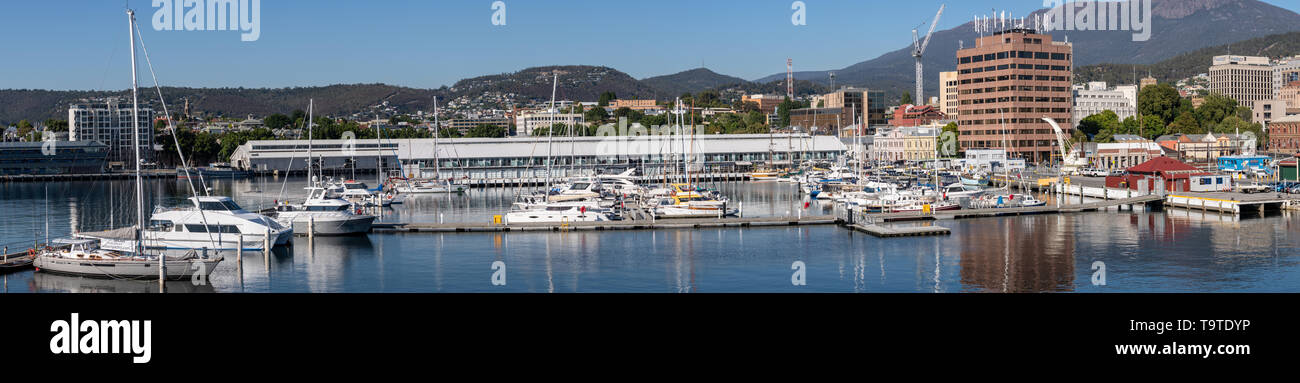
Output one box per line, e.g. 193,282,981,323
504,204,612,224
275,187,376,236
35,238,221,280
394,179,467,194
78,196,292,251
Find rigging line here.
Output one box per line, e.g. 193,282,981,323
133,21,221,252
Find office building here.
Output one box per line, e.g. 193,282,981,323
938,71,959,117
1072,82,1138,126
1209,55,1273,108
68,98,155,165
956,27,1073,162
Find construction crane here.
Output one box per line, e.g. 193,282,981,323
911,4,945,105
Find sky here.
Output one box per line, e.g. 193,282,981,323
3,0,1299,91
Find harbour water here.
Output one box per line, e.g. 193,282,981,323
2,176,1298,293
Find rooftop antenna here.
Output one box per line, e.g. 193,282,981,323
912,4,945,105
829,72,836,90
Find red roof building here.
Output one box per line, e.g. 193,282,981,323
890,104,946,127
1105,157,1212,192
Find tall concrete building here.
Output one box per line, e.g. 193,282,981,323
956,28,1073,162
938,71,959,118
1209,55,1273,108
68,98,155,165
1072,82,1138,126
1273,56,1300,100
789,87,888,135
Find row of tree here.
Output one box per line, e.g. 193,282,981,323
1077,84,1265,147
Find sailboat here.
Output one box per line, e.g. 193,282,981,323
35,9,223,279
395,96,467,194
504,72,612,224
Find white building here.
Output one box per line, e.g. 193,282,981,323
1210,55,1273,108
955,149,1026,173
68,98,155,164
1072,82,1137,125
514,112,584,137
229,134,847,179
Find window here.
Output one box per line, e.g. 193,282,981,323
198,200,243,211
185,224,242,234
1035,52,1049,59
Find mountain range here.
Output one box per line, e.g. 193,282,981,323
753,0,1300,99
4,0,1299,125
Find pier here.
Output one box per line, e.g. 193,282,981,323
372,215,839,233
847,224,951,237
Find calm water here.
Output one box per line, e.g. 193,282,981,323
2,176,1298,293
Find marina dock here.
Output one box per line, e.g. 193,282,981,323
847,224,951,237
372,215,839,233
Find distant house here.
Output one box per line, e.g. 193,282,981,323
2,126,17,141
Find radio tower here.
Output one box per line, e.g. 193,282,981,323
786,58,794,99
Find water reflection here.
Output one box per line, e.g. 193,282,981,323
958,215,1076,293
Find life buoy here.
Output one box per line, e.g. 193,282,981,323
27,249,36,257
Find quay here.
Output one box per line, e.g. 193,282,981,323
0,169,177,183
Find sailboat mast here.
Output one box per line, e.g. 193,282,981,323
545,72,558,195
127,9,155,282
307,99,314,184
433,100,442,180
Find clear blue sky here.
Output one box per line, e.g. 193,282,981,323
3,0,1299,90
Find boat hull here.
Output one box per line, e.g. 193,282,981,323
289,215,376,236
34,256,223,280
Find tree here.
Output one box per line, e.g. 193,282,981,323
290,109,307,126
900,91,913,106
1194,93,1239,127
437,127,462,138
467,124,507,138
598,92,617,107
1138,83,1184,126
640,114,667,128
191,132,222,165
1078,111,1120,139
264,113,292,130
777,97,796,128
16,120,33,141
584,106,609,123
1168,111,1201,135
1138,115,1166,140
43,119,68,132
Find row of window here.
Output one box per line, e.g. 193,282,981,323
960,50,1069,64
958,129,1063,136
961,85,1070,95
959,64,1069,75
963,107,1071,115
960,75,1069,85
960,97,1070,105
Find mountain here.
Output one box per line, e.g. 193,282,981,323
640,68,751,98
755,0,1300,100
0,84,441,124
0,66,762,124
1076,31,1300,85
446,65,664,103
